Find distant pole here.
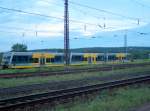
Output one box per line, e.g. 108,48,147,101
64,0,70,66
124,33,128,60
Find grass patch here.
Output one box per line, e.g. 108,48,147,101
0,66,150,88
45,85,150,111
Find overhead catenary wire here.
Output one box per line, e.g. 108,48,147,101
0,3,147,33
0,23,124,36
0,28,148,43
0,25,63,33
41,0,146,21
71,6,141,28
0,0,148,26
0,6,110,27
43,0,145,26
0,24,146,39
0,1,148,38
0,0,149,50
0,6,99,26
68,1,142,21
131,0,150,9
0,6,64,20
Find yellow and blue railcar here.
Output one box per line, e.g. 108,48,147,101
1,52,127,69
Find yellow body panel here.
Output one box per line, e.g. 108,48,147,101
83,53,97,64
32,53,55,58
11,66,34,69
116,53,126,58
44,53,55,58
32,53,42,58
116,53,126,60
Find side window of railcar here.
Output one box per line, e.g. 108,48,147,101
46,58,51,63
32,58,39,63
12,55,30,64
108,55,116,61
12,56,18,64
21,56,28,63
55,56,63,63
3,56,10,61
83,57,88,61
12,55,28,64
29,56,37,63
72,55,84,62
46,56,62,63
51,58,55,63
96,56,104,61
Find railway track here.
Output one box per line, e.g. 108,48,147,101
0,63,150,78
0,74,150,111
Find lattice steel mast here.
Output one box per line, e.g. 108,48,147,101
64,0,70,65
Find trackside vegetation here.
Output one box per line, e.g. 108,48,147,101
0,66,150,88
42,85,150,111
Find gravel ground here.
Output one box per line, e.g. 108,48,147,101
0,71,150,99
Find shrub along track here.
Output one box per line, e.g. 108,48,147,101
0,62,150,78
0,74,150,111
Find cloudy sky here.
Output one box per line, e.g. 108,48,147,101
0,0,150,51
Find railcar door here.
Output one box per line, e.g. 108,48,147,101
40,58,45,65
88,57,92,64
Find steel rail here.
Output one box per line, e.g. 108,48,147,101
0,63,150,78
0,74,150,111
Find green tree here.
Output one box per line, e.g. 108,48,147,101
11,43,27,52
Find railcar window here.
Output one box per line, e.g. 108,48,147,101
45,56,64,63
108,55,117,61
32,58,39,63
12,55,32,64
96,56,104,61
4,56,10,60
83,58,88,61
55,56,63,62
51,58,55,63
72,55,84,61
46,58,51,63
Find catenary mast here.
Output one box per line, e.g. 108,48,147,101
64,0,70,65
